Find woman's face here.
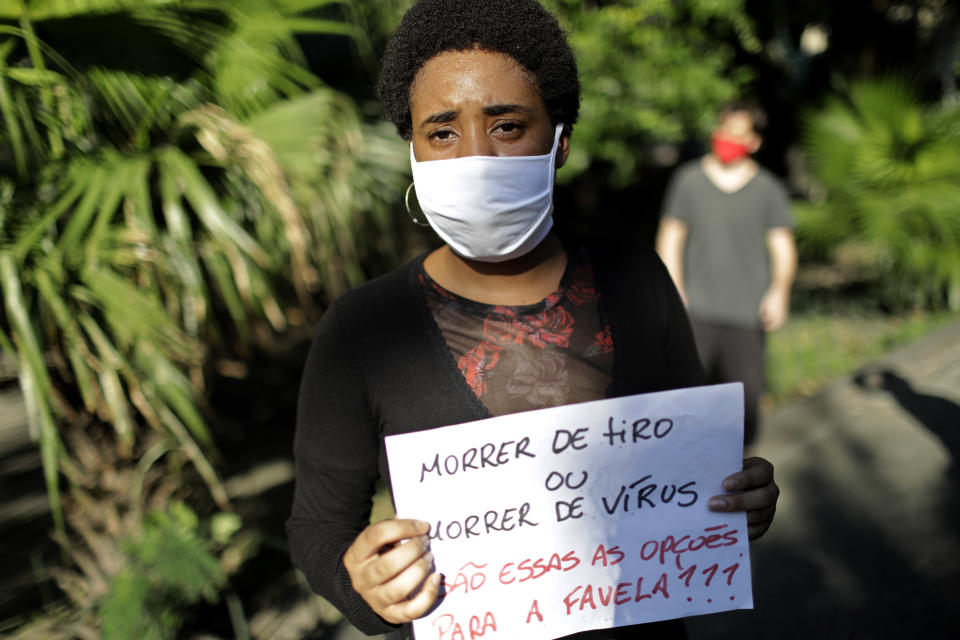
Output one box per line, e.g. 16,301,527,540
409,48,569,164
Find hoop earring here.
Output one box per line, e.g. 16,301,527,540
405,182,431,227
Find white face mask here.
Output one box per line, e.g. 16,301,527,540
409,124,564,262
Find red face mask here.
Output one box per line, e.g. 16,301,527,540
711,135,751,164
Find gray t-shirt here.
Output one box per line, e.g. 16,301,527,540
662,159,793,328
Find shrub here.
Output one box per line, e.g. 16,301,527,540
0,0,408,533
797,78,960,310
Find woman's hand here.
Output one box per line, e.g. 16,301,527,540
343,518,440,624
707,457,779,540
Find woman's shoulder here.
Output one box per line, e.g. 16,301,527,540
325,255,424,319
304,256,429,377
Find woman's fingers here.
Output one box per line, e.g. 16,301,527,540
370,546,436,610
363,534,432,589
721,456,774,492
343,518,441,623
708,481,779,512
379,573,443,624
349,518,430,562
746,505,776,525
748,519,773,540
345,519,431,590
708,456,780,541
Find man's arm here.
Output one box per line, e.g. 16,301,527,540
655,216,690,305
758,227,797,331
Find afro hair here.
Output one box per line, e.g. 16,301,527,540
377,0,580,140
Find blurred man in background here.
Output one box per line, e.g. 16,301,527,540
656,102,797,447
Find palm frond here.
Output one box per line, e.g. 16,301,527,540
76,314,135,453
0,0,409,606
33,264,99,413
0,38,30,176
157,146,269,265
0,251,64,535
5,1,177,21
800,77,960,309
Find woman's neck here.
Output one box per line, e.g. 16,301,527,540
423,233,568,306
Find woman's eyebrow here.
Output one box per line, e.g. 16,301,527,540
483,104,532,116
420,110,458,127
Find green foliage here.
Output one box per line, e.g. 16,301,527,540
545,0,758,186
766,306,956,405
797,78,960,309
348,0,413,54
0,0,408,539
5,429,260,639
99,502,230,640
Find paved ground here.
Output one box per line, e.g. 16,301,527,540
686,318,960,639
325,318,960,640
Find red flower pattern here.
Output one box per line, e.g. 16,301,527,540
421,249,612,404
543,290,563,308
458,342,502,396
510,307,574,348
484,307,525,346
593,325,614,355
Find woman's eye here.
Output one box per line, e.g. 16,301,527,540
495,121,524,134
428,129,454,141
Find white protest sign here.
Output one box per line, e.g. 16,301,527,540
385,383,751,640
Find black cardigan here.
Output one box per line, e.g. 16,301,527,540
287,242,704,638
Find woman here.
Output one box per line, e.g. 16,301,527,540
287,1,779,638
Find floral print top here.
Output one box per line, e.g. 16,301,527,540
419,248,614,417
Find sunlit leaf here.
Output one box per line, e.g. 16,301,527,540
0,252,64,534
81,316,135,453
78,268,196,360
0,59,27,176
158,147,269,266
6,67,64,85
34,266,99,412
